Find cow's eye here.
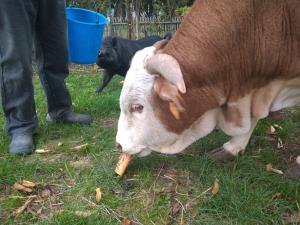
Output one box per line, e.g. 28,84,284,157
130,104,144,113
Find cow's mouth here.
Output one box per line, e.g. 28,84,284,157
121,145,152,157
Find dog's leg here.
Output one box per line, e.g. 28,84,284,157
96,70,114,93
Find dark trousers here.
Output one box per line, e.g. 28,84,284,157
0,0,72,136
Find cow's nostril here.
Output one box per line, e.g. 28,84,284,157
115,142,122,150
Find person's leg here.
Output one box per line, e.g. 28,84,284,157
0,0,38,154
35,0,91,124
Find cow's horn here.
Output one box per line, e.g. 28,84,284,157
153,39,169,50
145,53,186,94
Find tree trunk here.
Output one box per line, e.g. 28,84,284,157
126,0,133,40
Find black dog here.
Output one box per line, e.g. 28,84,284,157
96,33,172,93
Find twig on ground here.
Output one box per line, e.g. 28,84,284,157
12,195,37,218
174,198,186,212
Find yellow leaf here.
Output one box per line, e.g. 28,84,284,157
95,188,102,203
266,163,273,172
71,144,88,150
13,183,32,193
35,149,50,153
75,210,92,217
266,163,283,174
211,178,220,196
21,180,35,188
121,218,132,225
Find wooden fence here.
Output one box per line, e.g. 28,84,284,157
104,16,184,39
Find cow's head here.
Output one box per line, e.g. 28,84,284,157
116,40,190,157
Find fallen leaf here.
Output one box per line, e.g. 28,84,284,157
71,143,88,150
211,179,220,196
277,137,283,149
35,149,50,153
266,163,284,174
12,195,36,218
271,192,282,201
95,188,102,203
273,124,283,130
22,180,36,188
75,210,92,217
121,218,133,225
13,183,33,193
266,163,273,172
282,210,300,224
266,125,276,135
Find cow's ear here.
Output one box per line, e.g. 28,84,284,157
153,76,185,120
112,37,117,47
145,53,186,94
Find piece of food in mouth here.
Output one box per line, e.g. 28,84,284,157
115,153,132,176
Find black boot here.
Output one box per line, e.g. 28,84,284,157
46,111,92,124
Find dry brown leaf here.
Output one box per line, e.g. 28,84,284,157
71,143,88,150
271,192,282,201
266,163,283,174
13,183,33,193
75,210,92,217
211,179,220,196
12,195,36,218
121,218,133,225
22,180,36,188
95,188,102,203
35,149,50,153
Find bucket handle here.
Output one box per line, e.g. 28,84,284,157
68,0,101,24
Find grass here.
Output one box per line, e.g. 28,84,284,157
0,68,300,225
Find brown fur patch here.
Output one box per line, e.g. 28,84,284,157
150,0,300,134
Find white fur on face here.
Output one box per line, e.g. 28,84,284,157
116,47,180,156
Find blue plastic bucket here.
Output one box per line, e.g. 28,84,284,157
66,8,106,64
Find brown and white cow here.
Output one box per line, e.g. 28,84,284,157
116,0,300,177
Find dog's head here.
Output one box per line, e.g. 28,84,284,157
96,37,119,69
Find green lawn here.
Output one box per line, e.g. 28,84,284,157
0,69,300,225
